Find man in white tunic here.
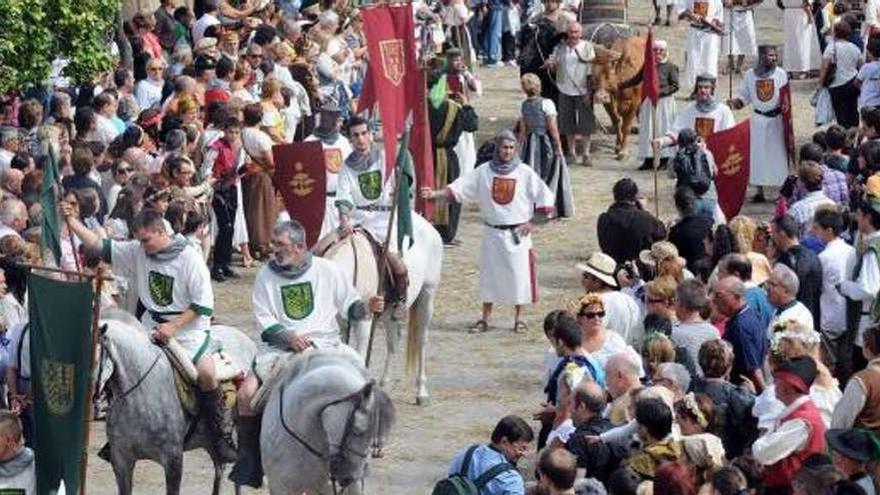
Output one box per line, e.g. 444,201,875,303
335,116,409,320
656,75,736,147
728,45,790,202
305,105,353,238
230,220,383,488
722,0,758,74
676,0,724,90
780,0,821,77
63,208,236,462
421,131,555,333
637,39,680,170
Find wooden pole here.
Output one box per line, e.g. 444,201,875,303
652,102,660,216
80,266,105,495
13,262,114,281
365,157,403,369
728,21,734,101
65,218,82,273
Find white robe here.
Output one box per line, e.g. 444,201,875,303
637,96,677,160
304,134,353,238
447,164,555,304
723,7,757,56
668,101,736,141
736,67,789,186
782,0,821,72
335,150,400,253
676,0,723,88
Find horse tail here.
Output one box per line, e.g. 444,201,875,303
404,302,421,376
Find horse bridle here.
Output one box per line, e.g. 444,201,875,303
95,338,164,407
278,380,375,494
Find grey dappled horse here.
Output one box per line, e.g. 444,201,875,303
95,309,257,495
259,349,395,494
325,213,443,405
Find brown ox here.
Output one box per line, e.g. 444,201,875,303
591,35,646,160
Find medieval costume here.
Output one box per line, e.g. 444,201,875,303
241,124,277,259
733,46,789,188
429,95,478,244
446,49,482,175
517,12,567,102
305,105,353,239
781,0,821,74
664,75,735,144
723,0,758,58
519,96,574,217
637,39,680,168
446,131,555,305
676,0,724,89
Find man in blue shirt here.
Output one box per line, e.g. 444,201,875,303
718,253,774,330
713,276,769,393
447,415,534,494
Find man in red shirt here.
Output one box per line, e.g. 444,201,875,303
206,116,242,282
753,356,827,494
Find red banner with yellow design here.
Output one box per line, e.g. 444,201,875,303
706,119,750,220
273,141,327,247
360,3,419,172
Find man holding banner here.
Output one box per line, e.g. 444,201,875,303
727,45,790,203
655,74,735,146
305,104,353,238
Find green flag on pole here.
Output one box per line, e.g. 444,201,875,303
40,148,62,265
395,130,414,252
29,273,94,495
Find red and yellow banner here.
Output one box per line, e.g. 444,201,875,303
273,141,327,247
706,120,751,219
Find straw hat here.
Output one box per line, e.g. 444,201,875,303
638,241,683,268
576,252,619,288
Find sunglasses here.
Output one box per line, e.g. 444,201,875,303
579,311,605,319
116,167,132,174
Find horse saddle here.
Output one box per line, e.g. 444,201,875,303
161,338,241,416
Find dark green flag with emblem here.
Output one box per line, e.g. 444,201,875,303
395,131,414,252
40,148,62,265
29,273,94,495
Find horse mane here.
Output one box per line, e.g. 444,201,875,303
101,306,147,330
100,308,152,350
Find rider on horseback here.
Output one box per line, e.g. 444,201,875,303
63,207,238,462
231,220,384,488
334,116,409,320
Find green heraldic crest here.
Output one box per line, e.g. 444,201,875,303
40,359,75,415
149,271,175,306
358,170,383,201
281,282,314,320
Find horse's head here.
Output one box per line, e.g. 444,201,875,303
94,323,116,403
322,381,395,487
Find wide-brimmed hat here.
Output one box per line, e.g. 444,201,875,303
576,252,618,288
826,429,880,462
638,241,682,268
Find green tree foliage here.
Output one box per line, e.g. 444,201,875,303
0,0,55,92
0,0,120,93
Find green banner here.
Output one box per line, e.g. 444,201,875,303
28,273,94,495
40,148,61,266
395,130,414,252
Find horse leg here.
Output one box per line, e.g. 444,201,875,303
211,459,224,495
380,314,400,389
618,102,638,160
164,453,183,495
349,317,371,362
413,287,436,406
111,457,136,495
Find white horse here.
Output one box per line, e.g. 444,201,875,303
95,308,257,495
324,213,443,405
260,349,395,494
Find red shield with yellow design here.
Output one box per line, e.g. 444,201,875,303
756,79,775,102
693,1,709,16
492,177,517,205
379,39,406,86
324,148,343,174
694,117,715,140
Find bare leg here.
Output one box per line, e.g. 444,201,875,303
196,354,219,392
240,242,254,268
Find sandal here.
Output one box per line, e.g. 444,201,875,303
469,320,489,334
512,321,528,334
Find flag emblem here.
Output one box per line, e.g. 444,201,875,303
718,145,745,175
379,39,406,86
492,177,517,205
289,162,317,197
41,359,75,415
148,271,175,307
694,117,715,140
324,148,343,173
358,170,383,200
756,79,775,102
281,282,314,320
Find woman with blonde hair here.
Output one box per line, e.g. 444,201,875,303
752,320,841,429
260,77,287,143
578,293,632,371
727,215,772,285
643,333,676,376
517,73,573,217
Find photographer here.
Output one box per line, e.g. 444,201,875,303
597,178,667,265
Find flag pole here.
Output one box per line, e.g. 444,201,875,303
365,137,405,369
80,265,106,495
728,21,733,100
652,102,660,216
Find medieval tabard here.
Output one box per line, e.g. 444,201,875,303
723,0,758,56
335,147,399,252
675,0,724,88
637,60,680,160
668,100,736,142
782,0,821,72
736,66,789,187
447,163,555,304
304,133,353,238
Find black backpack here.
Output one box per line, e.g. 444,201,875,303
432,445,515,495
673,146,713,196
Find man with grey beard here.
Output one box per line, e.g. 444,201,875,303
728,45,790,203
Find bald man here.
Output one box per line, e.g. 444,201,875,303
537,447,578,495
713,276,768,392
0,199,26,241
564,381,616,483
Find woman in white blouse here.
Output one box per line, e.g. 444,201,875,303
818,21,863,128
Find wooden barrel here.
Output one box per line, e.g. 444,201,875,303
579,0,627,25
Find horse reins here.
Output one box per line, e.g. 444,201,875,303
277,380,374,494
106,348,164,407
